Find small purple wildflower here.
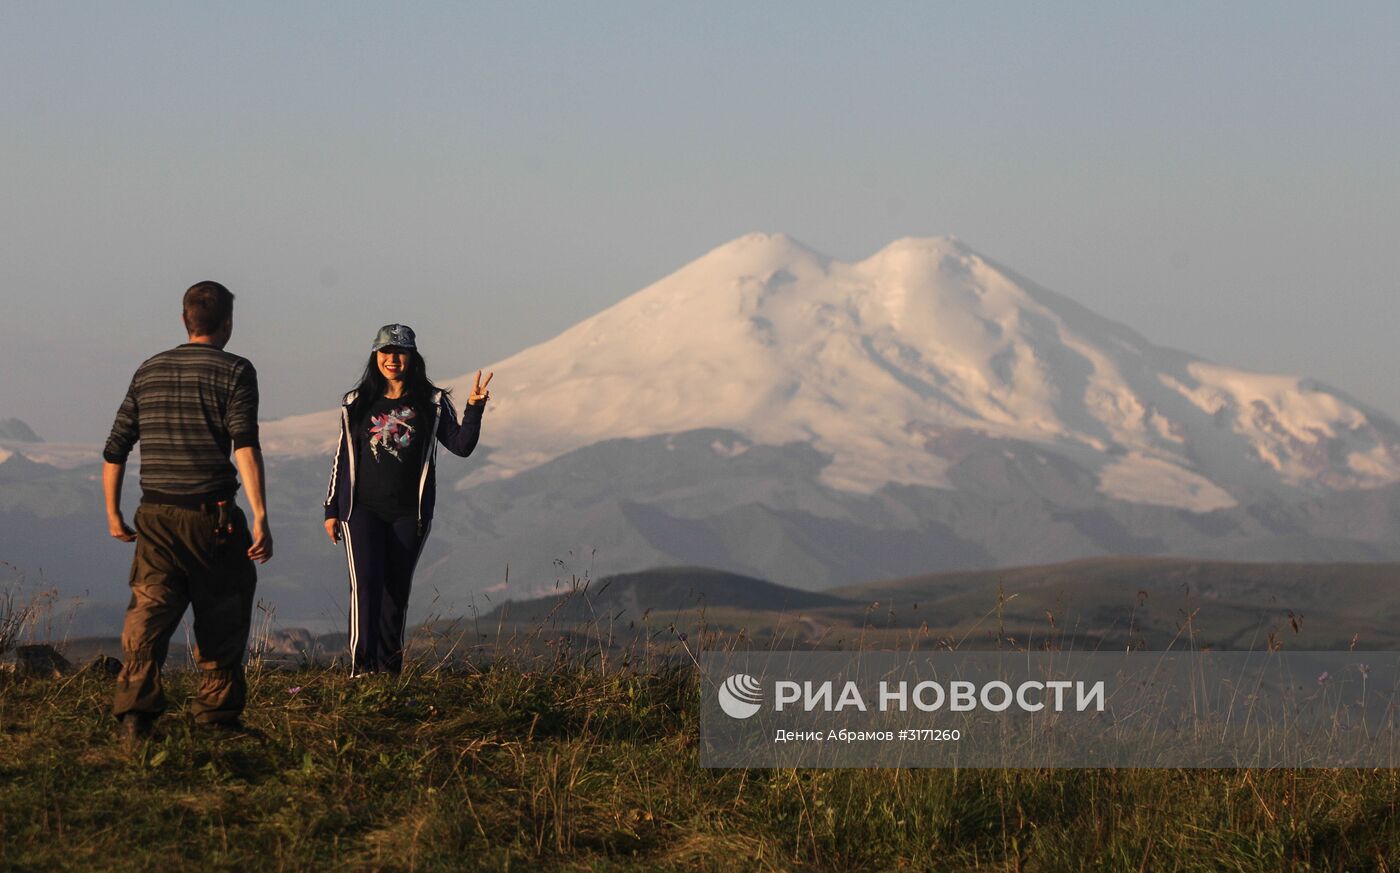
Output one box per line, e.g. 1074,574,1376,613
1317,671,1330,685
287,686,303,696
678,632,688,642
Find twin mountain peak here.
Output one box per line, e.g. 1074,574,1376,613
262,233,1400,513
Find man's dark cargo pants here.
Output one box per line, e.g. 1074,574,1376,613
113,502,257,725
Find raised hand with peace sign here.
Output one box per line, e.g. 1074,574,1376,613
466,369,493,406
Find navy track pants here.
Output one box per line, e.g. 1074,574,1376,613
339,510,430,675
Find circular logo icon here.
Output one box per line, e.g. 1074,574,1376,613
718,673,763,719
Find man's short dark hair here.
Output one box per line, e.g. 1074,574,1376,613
182,281,235,336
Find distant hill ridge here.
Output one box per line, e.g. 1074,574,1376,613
490,557,1400,617
477,558,1400,651
0,418,41,442
485,565,856,623
832,555,1400,601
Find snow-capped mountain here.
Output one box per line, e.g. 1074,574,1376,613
9,233,1400,625
264,233,1400,512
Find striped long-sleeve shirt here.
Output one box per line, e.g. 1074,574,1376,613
102,343,260,504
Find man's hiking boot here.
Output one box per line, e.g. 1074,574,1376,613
119,714,153,748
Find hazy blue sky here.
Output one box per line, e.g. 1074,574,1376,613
3,2,1398,441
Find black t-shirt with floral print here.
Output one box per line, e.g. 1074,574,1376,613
353,395,429,520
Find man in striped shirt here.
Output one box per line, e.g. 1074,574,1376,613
102,281,274,743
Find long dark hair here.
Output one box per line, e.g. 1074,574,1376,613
346,349,449,425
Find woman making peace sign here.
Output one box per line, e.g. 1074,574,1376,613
323,324,493,675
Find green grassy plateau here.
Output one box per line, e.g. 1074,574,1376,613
8,559,1400,870
5,656,1400,871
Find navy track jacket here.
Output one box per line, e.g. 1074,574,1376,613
324,389,484,528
